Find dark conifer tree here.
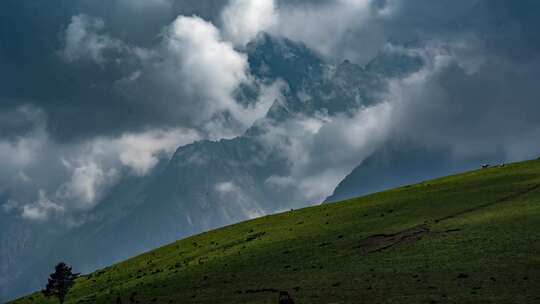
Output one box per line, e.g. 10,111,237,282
42,262,80,304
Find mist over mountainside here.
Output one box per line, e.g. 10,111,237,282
325,144,500,203
3,1,540,302
2,33,424,299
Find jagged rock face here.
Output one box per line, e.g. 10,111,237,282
249,34,391,120
58,34,424,259
2,34,424,301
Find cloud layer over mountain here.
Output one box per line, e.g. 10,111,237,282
2,0,540,300
1,0,540,227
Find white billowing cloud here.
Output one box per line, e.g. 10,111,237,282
57,162,119,209
300,103,393,201
62,11,280,140
120,14,279,139
258,45,458,204
263,101,393,203
202,80,284,139
215,181,265,220
221,0,278,47
271,0,376,58
0,106,48,196
218,0,398,60
257,46,451,204
162,16,249,122
1,122,201,220
220,0,384,57
166,15,247,105
54,127,200,210
0,130,43,171
0,105,46,169
215,181,236,193
386,40,540,163
21,190,64,221
62,14,125,63
111,128,200,176
11,12,283,221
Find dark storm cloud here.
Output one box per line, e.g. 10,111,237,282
2,0,540,142
0,0,284,223
0,0,232,142
323,0,540,203
2,1,540,301
0,0,539,213
285,0,540,158
379,0,540,162
235,0,540,202
269,0,540,65
391,45,540,161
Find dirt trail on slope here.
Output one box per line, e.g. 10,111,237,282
358,224,430,255
358,184,540,255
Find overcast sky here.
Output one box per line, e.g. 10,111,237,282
2,0,540,222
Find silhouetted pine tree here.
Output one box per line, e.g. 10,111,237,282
42,262,80,304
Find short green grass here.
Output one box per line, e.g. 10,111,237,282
11,159,540,303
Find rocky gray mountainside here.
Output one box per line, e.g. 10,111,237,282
325,124,511,203
325,143,487,203
2,34,424,301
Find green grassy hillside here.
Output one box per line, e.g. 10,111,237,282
11,160,540,303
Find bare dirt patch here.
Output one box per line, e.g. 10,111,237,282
358,224,430,255
357,184,540,255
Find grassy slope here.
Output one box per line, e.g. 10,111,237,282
11,160,540,304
